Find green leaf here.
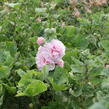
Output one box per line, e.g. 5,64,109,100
16,69,26,77
100,40,109,51
0,50,14,67
5,41,17,57
64,26,76,37
88,102,108,109
0,66,10,79
48,67,68,91
73,34,88,48
31,0,41,6
17,70,48,96
4,2,21,8
0,84,4,106
24,80,48,96
71,65,86,73
49,77,68,91
53,67,68,84
102,77,109,88
0,41,17,57
3,84,16,94
69,88,82,97
54,0,64,3
40,65,49,80
35,8,47,15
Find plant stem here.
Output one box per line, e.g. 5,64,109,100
32,96,38,109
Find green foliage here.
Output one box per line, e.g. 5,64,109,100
17,79,48,97
0,0,109,109
0,84,4,106
17,70,48,97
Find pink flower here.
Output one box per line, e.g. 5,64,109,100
45,39,65,60
56,59,64,68
36,39,66,71
36,46,55,70
37,37,45,45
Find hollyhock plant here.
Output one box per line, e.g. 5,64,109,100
37,37,45,45
36,39,66,71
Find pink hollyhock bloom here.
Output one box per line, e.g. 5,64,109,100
44,39,65,61
36,46,55,70
56,59,64,68
37,37,45,45
36,39,65,70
